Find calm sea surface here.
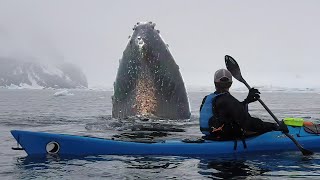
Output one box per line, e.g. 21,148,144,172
1,89,320,179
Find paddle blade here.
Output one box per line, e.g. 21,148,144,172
225,55,244,83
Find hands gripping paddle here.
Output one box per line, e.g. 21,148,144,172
225,55,313,156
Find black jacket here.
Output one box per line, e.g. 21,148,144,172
200,91,276,137
200,92,248,137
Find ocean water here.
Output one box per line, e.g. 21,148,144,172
1,89,320,179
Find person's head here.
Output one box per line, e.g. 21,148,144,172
214,69,232,92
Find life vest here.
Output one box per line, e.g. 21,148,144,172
199,93,224,135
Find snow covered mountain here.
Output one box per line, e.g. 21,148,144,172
0,57,88,89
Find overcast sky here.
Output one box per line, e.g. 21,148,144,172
0,0,319,89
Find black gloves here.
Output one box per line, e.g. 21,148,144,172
244,88,260,104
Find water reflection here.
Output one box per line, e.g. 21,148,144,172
198,157,269,179
13,152,320,179
197,153,320,179
124,156,180,169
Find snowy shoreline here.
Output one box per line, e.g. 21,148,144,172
186,86,320,93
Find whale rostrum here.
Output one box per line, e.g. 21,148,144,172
112,22,191,120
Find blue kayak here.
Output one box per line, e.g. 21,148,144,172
11,126,320,156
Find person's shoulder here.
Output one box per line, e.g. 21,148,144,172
217,92,231,98
201,95,208,103
227,93,241,103
216,92,238,103
203,93,216,99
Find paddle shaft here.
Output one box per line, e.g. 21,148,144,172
224,55,313,155
241,79,313,155
242,81,281,124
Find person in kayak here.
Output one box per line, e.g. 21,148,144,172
199,69,288,140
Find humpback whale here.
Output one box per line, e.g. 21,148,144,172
112,22,191,120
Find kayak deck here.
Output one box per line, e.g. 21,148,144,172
11,126,320,156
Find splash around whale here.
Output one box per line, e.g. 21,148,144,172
112,22,190,120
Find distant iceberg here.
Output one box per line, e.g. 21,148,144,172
88,85,113,91
53,90,74,97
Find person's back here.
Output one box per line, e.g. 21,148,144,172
199,69,288,140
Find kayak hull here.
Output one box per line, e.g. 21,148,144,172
11,127,320,156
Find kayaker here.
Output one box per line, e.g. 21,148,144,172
199,69,288,140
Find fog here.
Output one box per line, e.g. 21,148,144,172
1,0,319,89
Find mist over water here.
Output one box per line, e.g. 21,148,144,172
1,1,320,88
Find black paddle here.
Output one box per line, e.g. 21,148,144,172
224,55,313,156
